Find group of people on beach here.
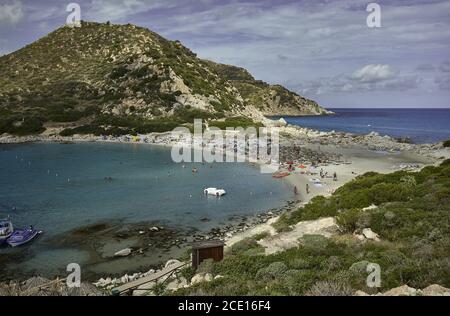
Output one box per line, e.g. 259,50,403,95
319,168,338,181
293,170,338,196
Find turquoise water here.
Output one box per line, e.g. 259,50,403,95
272,108,450,144
0,142,292,279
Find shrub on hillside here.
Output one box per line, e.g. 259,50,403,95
60,125,105,136
228,237,264,256
336,208,365,233
175,161,450,296
0,117,45,135
255,262,288,282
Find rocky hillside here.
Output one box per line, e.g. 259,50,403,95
205,62,330,116
0,21,328,136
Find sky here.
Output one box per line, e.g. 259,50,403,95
0,0,450,108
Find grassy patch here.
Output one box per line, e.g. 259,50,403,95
209,116,262,131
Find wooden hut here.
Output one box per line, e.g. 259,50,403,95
191,240,224,269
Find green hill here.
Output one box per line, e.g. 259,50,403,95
0,21,327,136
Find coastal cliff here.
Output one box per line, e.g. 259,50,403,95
204,62,332,116
0,21,328,136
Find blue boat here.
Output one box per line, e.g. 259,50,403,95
0,218,14,245
6,226,42,247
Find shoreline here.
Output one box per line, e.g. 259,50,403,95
1,124,449,291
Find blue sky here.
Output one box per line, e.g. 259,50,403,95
1,0,450,108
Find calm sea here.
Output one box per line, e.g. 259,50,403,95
272,108,450,144
0,142,292,279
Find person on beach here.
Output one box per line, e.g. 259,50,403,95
294,186,298,195
333,172,337,181
306,183,310,194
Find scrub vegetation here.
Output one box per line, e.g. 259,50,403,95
174,160,450,295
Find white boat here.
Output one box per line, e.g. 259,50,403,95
0,218,13,245
204,188,226,197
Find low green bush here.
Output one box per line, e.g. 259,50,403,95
0,116,45,135
209,116,262,131
228,237,265,256
60,125,105,136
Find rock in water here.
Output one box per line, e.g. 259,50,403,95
278,118,288,126
114,248,132,257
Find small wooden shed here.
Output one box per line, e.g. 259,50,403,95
191,240,224,269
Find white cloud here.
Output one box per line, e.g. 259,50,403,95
298,64,421,95
351,64,396,83
0,0,24,25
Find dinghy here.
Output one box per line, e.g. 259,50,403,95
0,218,13,245
204,188,226,196
6,226,42,247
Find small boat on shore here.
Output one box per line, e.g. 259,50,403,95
6,226,42,247
0,218,14,245
272,172,290,179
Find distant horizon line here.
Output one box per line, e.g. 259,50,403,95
325,107,450,110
